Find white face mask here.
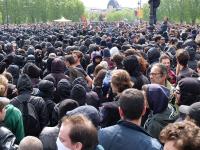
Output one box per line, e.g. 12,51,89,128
56,137,72,150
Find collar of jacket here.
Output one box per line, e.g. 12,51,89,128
118,120,151,137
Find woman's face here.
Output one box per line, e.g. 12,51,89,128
175,85,181,105
111,82,118,94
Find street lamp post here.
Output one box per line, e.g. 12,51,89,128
137,0,142,19
5,0,9,29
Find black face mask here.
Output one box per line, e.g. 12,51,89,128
36,54,43,61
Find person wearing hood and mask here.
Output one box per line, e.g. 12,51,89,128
35,49,45,71
37,80,56,126
86,51,102,79
23,62,41,89
147,47,160,65
45,58,70,86
143,84,178,139
7,65,20,86
10,74,48,137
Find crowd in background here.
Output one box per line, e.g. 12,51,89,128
0,20,200,150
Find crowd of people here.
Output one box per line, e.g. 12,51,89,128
0,20,200,150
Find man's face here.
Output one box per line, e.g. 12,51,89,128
150,66,166,85
161,58,170,70
72,54,79,63
160,39,165,44
58,122,77,150
174,85,181,105
95,57,101,64
197,67,200,75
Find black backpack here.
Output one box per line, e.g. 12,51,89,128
14,95,41,137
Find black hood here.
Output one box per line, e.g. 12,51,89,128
51,58,65,73
17,74,33,94
147,47,160,64
7,65,20,85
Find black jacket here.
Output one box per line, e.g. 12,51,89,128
10,74,48,136
0,126,17,150
39,126,59,150
11,93,49,136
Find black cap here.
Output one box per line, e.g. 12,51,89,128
179,102,200,126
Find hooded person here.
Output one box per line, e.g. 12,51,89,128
45,58,69,86
56,79,72,102
102,48,114,70
23,62,41,89
147,47,160,64
143,84,178,139
185,46,197,70
43,57,54,77
175,77,200,106
10,74,49,137
40,99,79,150
2,54,14,68
27,46,35,56
26,55,36,64
86,51,102,78
70,84,87,106
72,77,90,92
34,49,44,70
13,55,25,69
4,43,13,54
38,79,56,126
86,91,100,110
7,65,20,85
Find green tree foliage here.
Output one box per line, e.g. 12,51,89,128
86,8,136,23
0,0,85,24
106,8,136,22
142,0,200,24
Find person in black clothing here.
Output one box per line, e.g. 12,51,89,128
10,74,48,137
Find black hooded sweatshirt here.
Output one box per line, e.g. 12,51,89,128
10,74,49,136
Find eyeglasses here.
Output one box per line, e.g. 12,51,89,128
150,72,162,76
175,89,180,95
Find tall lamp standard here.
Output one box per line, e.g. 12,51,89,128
137,0,142,22
4,0,8,29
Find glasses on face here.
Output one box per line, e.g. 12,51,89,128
174,87,180,95
175,89,180,95
150,72,162,76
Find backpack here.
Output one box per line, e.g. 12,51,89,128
14,95,41,137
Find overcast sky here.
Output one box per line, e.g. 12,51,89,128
81,0,149,9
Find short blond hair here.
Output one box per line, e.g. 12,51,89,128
0,75,8,96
